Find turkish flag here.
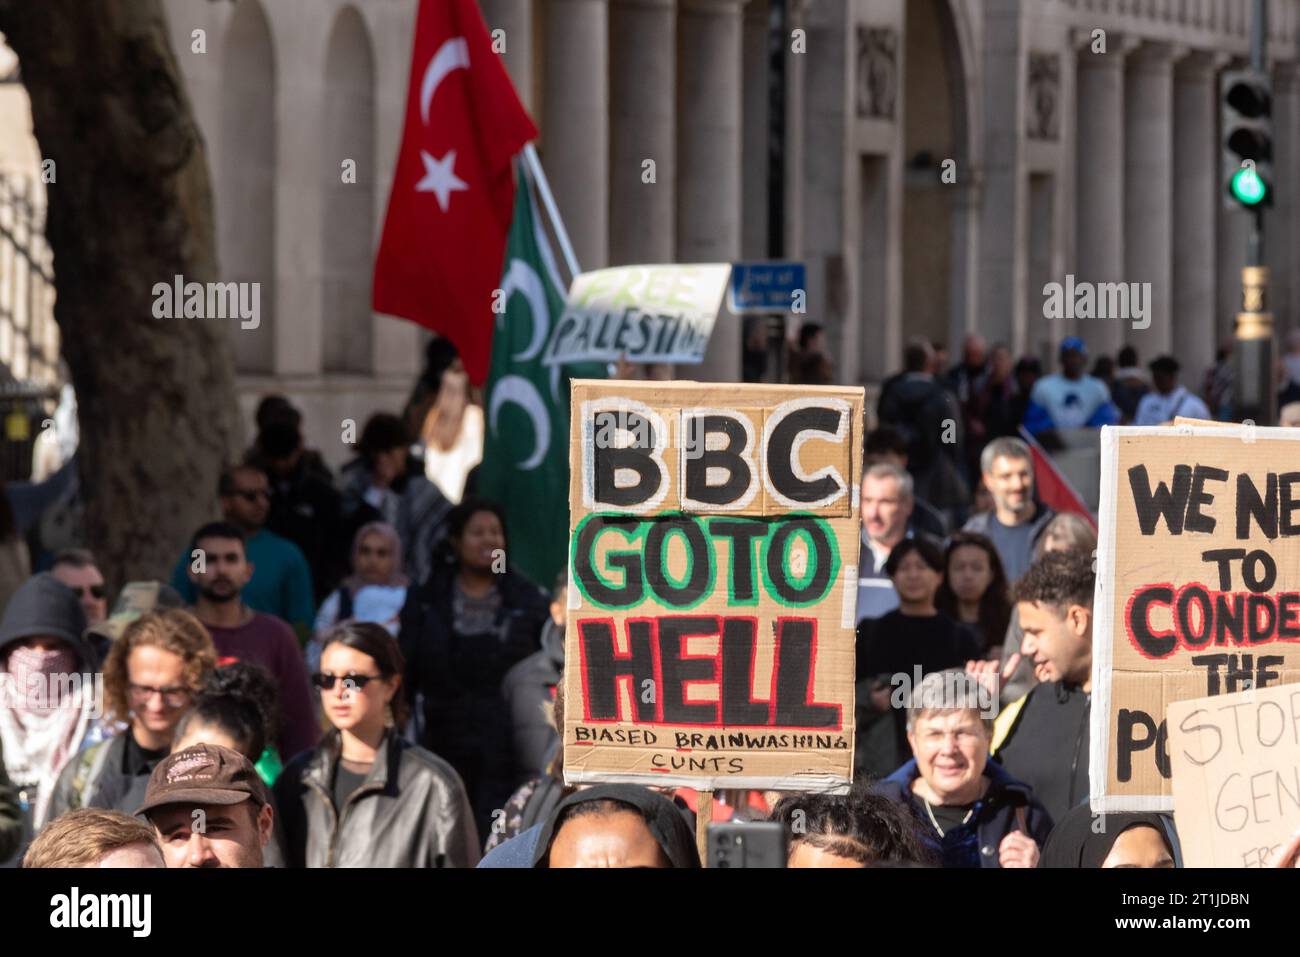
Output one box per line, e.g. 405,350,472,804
1018,427,1097,529
372,0,537,385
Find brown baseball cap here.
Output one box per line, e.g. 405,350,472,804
137,744,270,817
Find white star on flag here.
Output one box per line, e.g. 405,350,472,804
416,149,469,211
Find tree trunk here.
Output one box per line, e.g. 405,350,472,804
0,0,241,588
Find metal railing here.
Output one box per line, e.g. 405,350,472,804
0,170,60,481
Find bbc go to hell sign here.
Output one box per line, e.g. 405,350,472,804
563,380,864,790
543,264,731,367
1091,424,1300,813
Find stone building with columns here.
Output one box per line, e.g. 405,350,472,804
15,1,1300,462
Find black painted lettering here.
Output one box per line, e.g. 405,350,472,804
574,515,644,607
657,616,721,725
709,519,766,603
1128,464,1193,535
1186,465,1228,534
1192,654,1228,695
719,618,770,726
592,411,660,507
578,619,657,722
683,413,751,507
768,406,844,504
772,619,839,728
1237,472,1279,540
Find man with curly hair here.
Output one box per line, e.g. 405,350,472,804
770,788,934,867
992,550,1095,821
47,609,216,819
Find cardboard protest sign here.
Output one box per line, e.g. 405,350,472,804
543,264,731,367
1091,424,1300,813
563,380,863,790
1168,683,1300,867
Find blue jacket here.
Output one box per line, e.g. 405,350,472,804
477,824,543,868
874,758,1054,868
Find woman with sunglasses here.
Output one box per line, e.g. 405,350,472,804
274,621,479,867
48,609,216,819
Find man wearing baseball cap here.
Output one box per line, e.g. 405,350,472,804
1022,336,1118,450
138,743,275,868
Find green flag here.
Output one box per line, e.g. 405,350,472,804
478,161,604,590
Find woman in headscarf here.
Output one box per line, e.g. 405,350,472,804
532,784,700,868
1039,804,1177,868
309,522,409,675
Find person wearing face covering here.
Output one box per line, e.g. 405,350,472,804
532,784,701,869
1039,804,1178,868
0,573,94,865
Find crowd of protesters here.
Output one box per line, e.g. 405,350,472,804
1,333,1299,871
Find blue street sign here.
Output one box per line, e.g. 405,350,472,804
728,262,806,314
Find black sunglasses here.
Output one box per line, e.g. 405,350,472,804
71,585,107,600
235,489,270,502
311,672,384,691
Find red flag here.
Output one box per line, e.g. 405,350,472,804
372,0,537,384
1018,427,1096,528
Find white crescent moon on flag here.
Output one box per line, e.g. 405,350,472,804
498,259,549,362
489,375,550,470
420,37,470,126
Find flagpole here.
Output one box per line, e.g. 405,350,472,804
522,142,581,283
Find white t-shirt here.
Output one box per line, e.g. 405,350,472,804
1134,386,1210,426
424,404,483,503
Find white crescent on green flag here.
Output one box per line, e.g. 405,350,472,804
477,161,606,590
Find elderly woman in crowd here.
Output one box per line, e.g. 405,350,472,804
874,671,1052,868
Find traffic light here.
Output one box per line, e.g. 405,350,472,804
1222,70,1273,210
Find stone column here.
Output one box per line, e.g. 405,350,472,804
1074,38,1130,358
543,0,609,270
1125,42,1175,359
1172,52,1223,384
1268,63,1300,342
976,0,1024,353
740,0,769,259
677,0,746,382
609,0,676,265
479,0,534,112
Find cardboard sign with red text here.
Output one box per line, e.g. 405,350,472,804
1091,425,1300,813
563,380,863,790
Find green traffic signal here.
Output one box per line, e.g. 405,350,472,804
1231,165,1269,206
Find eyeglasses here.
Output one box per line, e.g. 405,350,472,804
71,585,107,600
128,683,194,708
234,489,270,502
310,673,384,691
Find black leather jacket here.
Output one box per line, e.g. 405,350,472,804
274,729,479,868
